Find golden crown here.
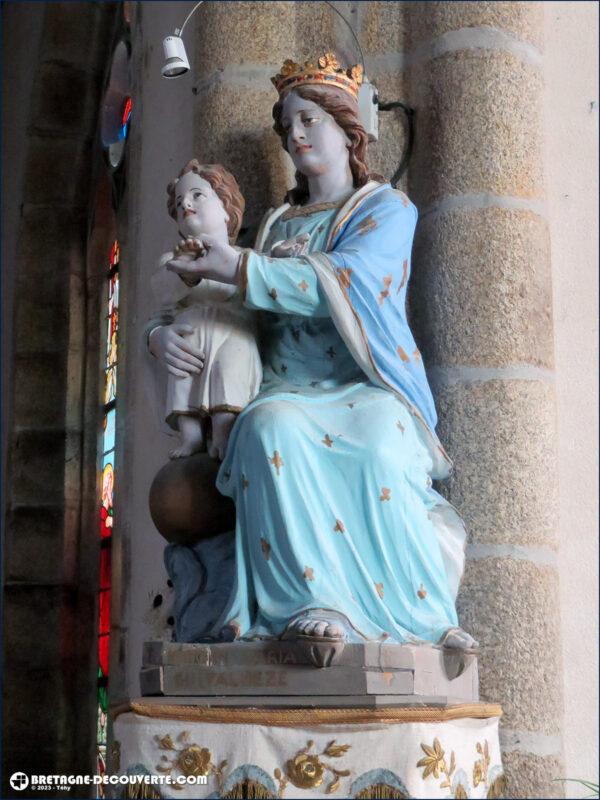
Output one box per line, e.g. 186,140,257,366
271,53,363,100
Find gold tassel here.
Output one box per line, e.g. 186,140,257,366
355,785,407,799
221,779,276,799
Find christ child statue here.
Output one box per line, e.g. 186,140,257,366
150,160,262,460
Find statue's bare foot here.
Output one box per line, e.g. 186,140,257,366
439,626,479,652
169,415,205,460
282,611,348,668
208,411,237,461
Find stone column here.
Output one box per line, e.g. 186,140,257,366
191,1,297,237
405,3,563,797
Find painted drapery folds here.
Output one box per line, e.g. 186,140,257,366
213,183,466,644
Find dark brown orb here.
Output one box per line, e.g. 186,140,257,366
149,453,235,546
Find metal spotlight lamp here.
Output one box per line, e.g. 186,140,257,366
161,1,204,78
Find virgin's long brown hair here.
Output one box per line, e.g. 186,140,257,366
272,86,381,205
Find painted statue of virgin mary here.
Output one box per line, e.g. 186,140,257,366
162,53,477,665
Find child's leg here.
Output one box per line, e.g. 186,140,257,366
209,411,237,461
169,414,205,459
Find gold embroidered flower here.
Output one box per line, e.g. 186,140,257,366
286,754,325,789
417,738,446,779
319,52,340,70
175,745,212,777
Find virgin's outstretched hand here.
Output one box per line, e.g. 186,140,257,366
166,235,241,285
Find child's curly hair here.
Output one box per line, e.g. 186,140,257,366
166,160,245,244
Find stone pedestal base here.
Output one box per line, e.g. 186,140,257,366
112,702,505,799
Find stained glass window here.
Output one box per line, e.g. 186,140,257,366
97,240,120,786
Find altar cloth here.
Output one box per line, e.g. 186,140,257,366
112,702,504,799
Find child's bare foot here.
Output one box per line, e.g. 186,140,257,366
208,411,237,460
169,415,205,459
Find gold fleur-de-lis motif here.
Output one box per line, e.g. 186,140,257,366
375,582,384,599
396,420,405,433
333,519,345,533
413,348,421,360
269,288,278,300
338,268,352,288
417,583,427,599
358,214,378,235
326,346,336,359
318,52,340,69
380,487,391,501
241,473,249,490
261,537,271,560
303,566,315,581
347,402,355,409
269,450,284,475
280,59,301,77
397,345,410,362
281,363,288,373
322,434,334,448
298,280,309,292
378,274,393,306
396,259,409,294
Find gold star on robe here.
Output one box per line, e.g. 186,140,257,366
260,537,271,560
397,345,410,363
241,473,249,490
413,348,421,360
322,434,334,448
334,519,345,533
269,450,284,475
303,566,315,581
338,268,352,288
396,420,405,433
269,288,278,300
298,280,309,292
417,584,427,599
380,487,391,502
358,214,378,235
378,274,393,306
375,582,384,599
396,259,408,293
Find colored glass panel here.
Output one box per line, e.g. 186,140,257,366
98,633,110,677
104,366,117,404
100,546,111,591
103,409,116,454
100,462,114,540
120,97,132,140
110,240,120,266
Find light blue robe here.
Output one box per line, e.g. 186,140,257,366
213,182,466,644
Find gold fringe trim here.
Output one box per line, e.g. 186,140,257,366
123,782,162,799
355,786,407,799
221,780,276,799
111,702,502,727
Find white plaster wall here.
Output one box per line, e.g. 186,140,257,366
543,3,599,794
